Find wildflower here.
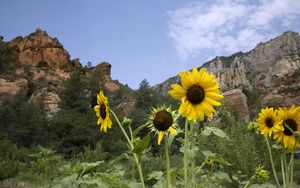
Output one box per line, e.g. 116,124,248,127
247,121,258,133
256,107,282,137
122,117,132,126
273,105,300,149
94,90,112,133
254,166,269,184
206,159,213,166
168,67,223,122
147,106,178,145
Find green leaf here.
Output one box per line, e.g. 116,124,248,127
109,153,130,165
213,171,232,183
132,134,150,154
232,175,239,182
132,124,147,138
80,161,104,169
201,126,229,139
147,171,164,180
167,134,175,149
271,144,282,150
52,174,78,188
202,150,216,157
249,183,276,188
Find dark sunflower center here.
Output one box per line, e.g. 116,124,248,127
283,119,297,136
265,118,274,128
153,110,173,131
100,104,107,119
186,85,205,104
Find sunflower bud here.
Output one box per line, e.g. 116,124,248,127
254,166,269,184
205,159,213,166
122,117,132,126
247,121,257,133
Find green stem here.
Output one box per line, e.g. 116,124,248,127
110,110,131,145
128,125,135,180
196,161,206,174
290,149,295,185
284,153,289,187
281,154,286,188
191,124,196,185
165,135,172,188
183,119,189,188
265,137,280,188
110,110,145,188
133,154,145,188
289,143,297,185
243,176,254,188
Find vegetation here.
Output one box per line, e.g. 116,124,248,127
0,65,299,187
0,41,19,74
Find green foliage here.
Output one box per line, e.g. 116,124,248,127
0,41,18,74
0,93,49,147
0,140,27,180
193,104,270,181
86,65,105,94
18,146,64,184
243,88,262,118
109,85,134,108
60,71,89,113
132,133,150,154
49,109,100,157
135,79,153,110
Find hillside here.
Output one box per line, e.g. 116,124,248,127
0,28,132,117
153,31,300,121
1,29,300,121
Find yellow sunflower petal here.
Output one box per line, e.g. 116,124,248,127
158,131,164,145
205,97,221,106
97,118,102,125
192,67,201,83
168,84,187,100
205,92,224,100
179,71,192,89
169,127,178,136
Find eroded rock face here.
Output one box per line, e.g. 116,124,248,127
30,87,61,117
8,28,78,70
223,89,250,122
98,62,120,92
116,98,135,117
0,78,28,100
154,31,300,120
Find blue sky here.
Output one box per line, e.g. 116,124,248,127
1,0,300,89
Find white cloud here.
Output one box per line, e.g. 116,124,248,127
168,0,300,60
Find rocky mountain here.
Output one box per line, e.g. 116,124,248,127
0,28,125,117
153,31,300,121
1,29,299,120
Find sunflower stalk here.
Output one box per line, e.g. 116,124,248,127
110,110,145,188
286,123,299,185
183,118,189,188
164,134,172,188
265,137,280,188
289,147,295,185
280,154,287,188
284,152,289,188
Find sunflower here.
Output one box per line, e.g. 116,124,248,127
94,90,112,133
168,67,223,122
256,107,282,137
273,105,300,149
147,106,178,145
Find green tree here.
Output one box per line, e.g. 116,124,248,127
135,79,153,110
0,41,18,74
0,92,49,147
60,71,89,113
